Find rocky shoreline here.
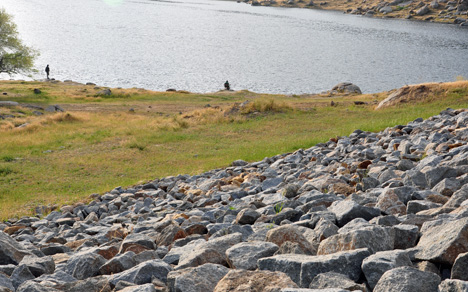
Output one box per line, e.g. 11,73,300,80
238,0,468,26
2,107,468,291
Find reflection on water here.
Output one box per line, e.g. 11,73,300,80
1,0,468,93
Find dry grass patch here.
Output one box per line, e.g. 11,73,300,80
240,99,292,114
42,112,84,124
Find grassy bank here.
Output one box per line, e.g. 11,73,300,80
1,80,468,220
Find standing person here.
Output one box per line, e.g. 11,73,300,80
45,65,50,79
224,80,230,91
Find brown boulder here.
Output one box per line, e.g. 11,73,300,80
176,247,227,270
376,84,433,110
4,225,27,235
376,191,407,215
318,225,394,255
329,183,355,196
358,160,372,169
96,245,119,260
266,225,317,255
105,226,129,240
213,269,298,292
155,224,187,247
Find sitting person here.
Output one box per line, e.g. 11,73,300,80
224,80,230,90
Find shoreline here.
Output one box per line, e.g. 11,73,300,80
234,0,468,25
3,77,466,97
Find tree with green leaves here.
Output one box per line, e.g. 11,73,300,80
0,8,37,75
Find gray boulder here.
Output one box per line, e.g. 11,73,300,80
66,251,107,280
60,276,111,292
19,255,55,277
0,272,14,292
0,264,16,276
258,248,370,287
331,83,362,94
205,232,244,255
308,272,366,290
96,89,111,96
226,241,278,270
119,233,156,254
176,247,227,270
430,0,440,8
444,184,468,208
40,244,71,256
16,280,61,292
421,166,457,188
235,208,261,225
416,217,468,265
439,279,468,292
433,178,461,197
312,218,339,243
403,169,429,189
0,231,34,265
271,208,303,225
162,239,205,265
373,267,441,292
119,283,156,292
33,270,77,287
281,289,349,292
361,250,413,289
10,265,35,289
380,5,393,12
407,200,442,214
396,159,415,171
109,259,172,286
210,225,253,241
328,200,381,227
262,177,283,191
0,101,19,107
416,5,431,15
99,251,136,275
451,252,468,280
134,250,160,264
275,241,310,255
393,224,419,249
282,184,300,199
231,159,248,166
167,263,229,292
457,0,468,11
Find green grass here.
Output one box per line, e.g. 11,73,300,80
0,80,467,220
1,156,15,162
0,167,14,176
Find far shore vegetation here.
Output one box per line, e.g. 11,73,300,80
1,80,468,220
232,0,468,24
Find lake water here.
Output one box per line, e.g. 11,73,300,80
1,0,468,94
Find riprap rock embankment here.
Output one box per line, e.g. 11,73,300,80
2,108,468,291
